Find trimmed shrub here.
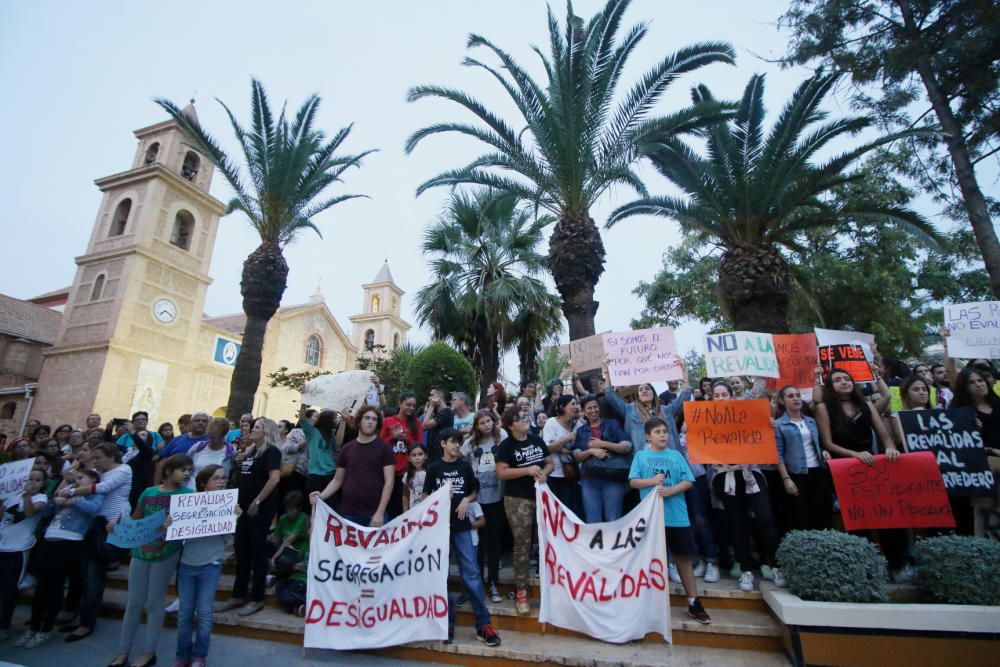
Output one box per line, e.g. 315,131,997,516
913,535,1000,605
401,341,477,404
776,530,888,602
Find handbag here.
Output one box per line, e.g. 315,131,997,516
87,516,126,564
560,455,581,482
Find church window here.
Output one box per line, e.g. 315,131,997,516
392,297,398,312
371,294,381,313
171,210,195,250
91,274,106,301
144,142,159,165
109,198,132,237
365,329,375,351
393,333,400,349
181,152,200,181
0,402,15,420
305,334,323,366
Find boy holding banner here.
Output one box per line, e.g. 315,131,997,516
628,418,711,625
423,429,501,647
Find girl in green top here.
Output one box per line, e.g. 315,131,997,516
108,454,193,667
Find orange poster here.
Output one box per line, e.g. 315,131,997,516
818,343,874,382
683,399,778,465
765,333,818,390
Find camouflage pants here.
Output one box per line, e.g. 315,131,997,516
503,495,535,590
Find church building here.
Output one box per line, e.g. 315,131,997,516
2,106,408,434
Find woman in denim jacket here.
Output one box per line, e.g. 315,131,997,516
572,395,633,522
601,377,692,454
774,386,833,531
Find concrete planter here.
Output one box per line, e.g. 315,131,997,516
763,586,999,667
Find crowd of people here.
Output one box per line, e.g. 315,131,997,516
0,328,997,666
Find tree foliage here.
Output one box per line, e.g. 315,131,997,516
356,343,424,405
632,158,990,358
402,342,478,405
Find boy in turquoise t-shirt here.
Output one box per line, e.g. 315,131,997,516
629,417,711,625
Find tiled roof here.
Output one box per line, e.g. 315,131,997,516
202,302,317,335
0,293,62,344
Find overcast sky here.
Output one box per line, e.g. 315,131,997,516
1,0,844,377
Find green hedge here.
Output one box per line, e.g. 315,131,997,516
401,341,477,404
913,535,1000,606
776,530,888,602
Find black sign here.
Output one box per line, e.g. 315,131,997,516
898,408,996,497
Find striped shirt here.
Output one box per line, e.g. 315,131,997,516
94,464,133,522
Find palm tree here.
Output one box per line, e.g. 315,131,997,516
405,0,734,340
415,191,559,403
156,80,374,419
608,72,943,333
508,292,563,383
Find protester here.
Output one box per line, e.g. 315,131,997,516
187,418,236,486
629,417,710,624
175,464,238,667
814,368,912,581
424,427,501,646
60,441,132,642
267,491,307,580
573,394,632,523
219,418,282,617
422,386,454,461
17,468,102,649
486,381,507,416
496,405,552,616
774,386,833,532
108,454,192,667
541,379,563,416
708,381,785,591
157,423,174,451
157,413,210,479
603,378,691,455
381,391,421,517
460,410,507,602
310,405,395,527
402,443,428,510
298,404,340,497
541,394,584,517
0,468,48,642
277,418,308,514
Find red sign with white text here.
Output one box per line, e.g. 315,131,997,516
829,452,955,530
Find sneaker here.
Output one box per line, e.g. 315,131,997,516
692,561,706,578
215,598,244,613
191,660,206,667
760,564,774,581
729,562,741,579
687,597,712,625
891,565,916,584
488,583,503,604
772,567,788,588
454,592,470,608
24,631,52,648
295,605,306,618
237,601,263,617
738,571,755,592
476,624,501,647
515,588,530,615
704,562,720,583
668,561,682,584
265,575,276,588
13,631,35,648
443,626,455,644
165,598,180,613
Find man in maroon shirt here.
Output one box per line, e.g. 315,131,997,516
309,405,395,526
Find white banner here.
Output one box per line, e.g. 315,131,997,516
814,327,875,363
704,331,780,378
304,484,451,650
944,301,1000,359
165,489,238,541
536,483,670,643
0,459,35,505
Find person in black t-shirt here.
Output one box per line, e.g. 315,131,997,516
495,406,553,616
424,429,500,646
422,386,454,461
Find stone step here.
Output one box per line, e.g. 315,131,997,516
109,564,768,612
71,588,786,663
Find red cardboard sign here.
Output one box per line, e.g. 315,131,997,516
828,452,955,530
765,333,818,390
818,343,874,383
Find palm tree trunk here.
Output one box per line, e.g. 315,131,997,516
718,242,791,333
479,338,501,409
897,0,1000,297
518,339,539,384
226,242,289,420
549,212,606,340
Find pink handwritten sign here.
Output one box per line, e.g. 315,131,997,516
602,327,683,386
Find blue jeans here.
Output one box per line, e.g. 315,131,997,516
176,562,222,659
448,530,491,630
580,477,628,523
686,476,718,562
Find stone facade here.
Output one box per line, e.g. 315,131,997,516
350,262,411,362
19,108,403,431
